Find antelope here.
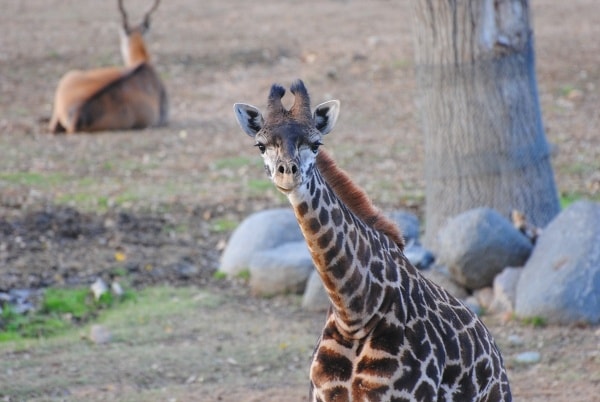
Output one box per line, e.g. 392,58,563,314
48,0,168,134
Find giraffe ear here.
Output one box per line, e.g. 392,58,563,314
313,100,340,135
233,103,264,137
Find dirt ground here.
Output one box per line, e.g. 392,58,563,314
0,0,599,401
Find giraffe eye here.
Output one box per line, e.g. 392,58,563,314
310,141,323,154
255,142,266,154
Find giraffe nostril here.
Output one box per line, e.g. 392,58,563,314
291,164,298,174
278,165,285,174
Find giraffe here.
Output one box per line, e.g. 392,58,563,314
234,80,512,401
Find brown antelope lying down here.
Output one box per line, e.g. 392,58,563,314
49,0,168,134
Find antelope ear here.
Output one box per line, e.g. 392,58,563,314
233,103,264,137
313,100,340,135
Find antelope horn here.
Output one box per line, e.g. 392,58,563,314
117,0,130,32
267,83,286,116
143,0,161,27
289,79,312,121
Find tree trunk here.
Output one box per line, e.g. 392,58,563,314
410,0,560,248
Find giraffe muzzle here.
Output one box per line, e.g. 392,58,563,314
273,161,301,192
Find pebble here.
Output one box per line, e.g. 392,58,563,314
89,324,112,344
111,281,123,297
507,334,525,346
514,351,541,364
90,278,108,301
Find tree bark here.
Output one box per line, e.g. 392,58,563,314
410,0,560,248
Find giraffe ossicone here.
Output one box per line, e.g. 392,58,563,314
234,79,512,402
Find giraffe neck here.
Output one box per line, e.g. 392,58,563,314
288,150,406,338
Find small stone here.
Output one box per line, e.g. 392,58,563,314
507,334,525,346
463,296,483,316
514,351,541,364
404,240,435,270
174,260,198,278
111,282,123,297
90,278,108,301
89,325,112,344
474,287,494,310
388,211,420,243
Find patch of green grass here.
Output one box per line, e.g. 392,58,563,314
0,287,137,341
165,223,188,234
521,316,547,328
236,269,251,281
391,59,410,70
248,178,272,192
0,172,67,187
557,84,576,97
560,192,582,209
561,161,598,175
213,271,227,280
111,267,129,278
58,190,144,211
47,50,60,59
42,288,91,318
112,191,139,206
212,218,238,232
212,156,253,170
56,193,115,211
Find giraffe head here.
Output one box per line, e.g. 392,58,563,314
234,80,340,194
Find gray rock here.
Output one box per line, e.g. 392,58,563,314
436,208,532,290
89,324,112,345
515,201,600,324
514,351,541,365
507,334,525,346
489,267,522,314
388,211,420,243
473,287,494,310
421,265,469,300
90,278,108,301
404,240,435,270
219,209,303,277
248,241,314,297
172,258,198,278
463,296,483,316
1,289,43,315
302,270,330,312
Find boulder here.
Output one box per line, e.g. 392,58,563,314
388,211,420,243
302,270,330,311
473,287,494,310
421,265,469,300
404,239,435,270
436,208,532,289
515,201,600,324
489,267,522,314
219,209,303,277
249,241,314,297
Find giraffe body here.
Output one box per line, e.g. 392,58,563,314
234,80,512,401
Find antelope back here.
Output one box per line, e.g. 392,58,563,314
75,63,168,132
48,0,168,133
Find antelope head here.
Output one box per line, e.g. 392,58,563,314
118,0,161,66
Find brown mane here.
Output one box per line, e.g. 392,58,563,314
316,149,405,249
